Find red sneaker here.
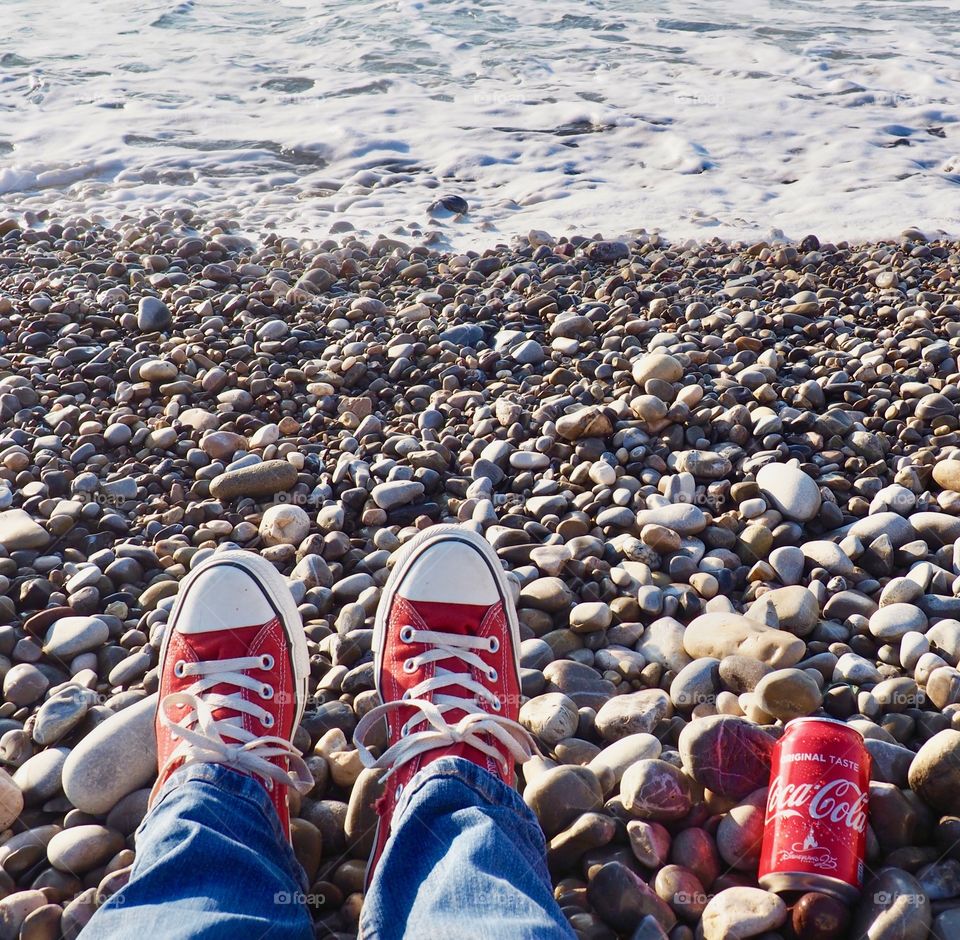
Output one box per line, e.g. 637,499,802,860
353,525,536,883
151,550,313,836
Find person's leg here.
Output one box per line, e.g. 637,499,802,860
359,756,574,940
83,765,312,939
81,549,315,939
354,525,575,940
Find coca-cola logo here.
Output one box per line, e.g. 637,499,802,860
766,777,868,832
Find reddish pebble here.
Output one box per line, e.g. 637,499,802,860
792,892,850,940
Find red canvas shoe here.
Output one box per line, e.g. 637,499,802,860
353,524,537,884
151,550,313,836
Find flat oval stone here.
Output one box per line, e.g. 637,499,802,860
635,504,707,535
683,613,805,667
46,824,124,873
199,430,245,460
587,861,677,934
671,657,721,711
2,664,49,707
717,789,767,870
546,812,615,872
637,617,692,673
520,577,575,613
851,868,931,940
62,694,158,815
12,748,69,805
801,541,855,576
555,406,612,441
209,460,297,501
541,660,616,711
0,509,50,550
43,616,109,658
523,765,603,837
701,887,787,940
371,481,424,510
33,686,96,746
595,689,672,742
869,604,927,642
344,767,384,859
753,668,822,721
933,461,960,493
747,585,819,636
679,715,774,799
633,352,683,385
138,359,178,383
588,734,662,792
846,512,915,549
621,759,692,822
908,730,960,812
756,462,821,522
627,819,671,868
519,693,579,746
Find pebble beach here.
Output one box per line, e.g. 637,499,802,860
0,214,957,938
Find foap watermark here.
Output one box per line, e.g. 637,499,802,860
674,891,710,906
885,690,926,708
672,690,717,708
658,490,729,511
874,891,927,907
672,90,728,109
473,90,530,107
72,491,136,508
274,891,326,906
267,490,326,509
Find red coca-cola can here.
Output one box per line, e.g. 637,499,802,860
759,716,870,902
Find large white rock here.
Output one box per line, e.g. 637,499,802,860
0,509,49,551
755,462,821,522
63,694,158,815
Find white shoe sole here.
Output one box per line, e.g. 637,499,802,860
161,549,310,734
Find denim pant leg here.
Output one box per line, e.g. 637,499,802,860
82,764,313,940
360,757,575,940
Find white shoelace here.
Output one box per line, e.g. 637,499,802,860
155,654,313,798
354,626,537,783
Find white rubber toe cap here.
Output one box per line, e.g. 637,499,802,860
174,565,277,633
397,538,500,606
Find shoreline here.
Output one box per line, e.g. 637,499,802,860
2,203,957,258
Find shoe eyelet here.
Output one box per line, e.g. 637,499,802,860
260,654,274,671
174,660,187,678
399,625,415,644
487,667,498,683
488,637,499,654
263,714,275,729
260,684,274,700
491,697,502,712
402,658,416,674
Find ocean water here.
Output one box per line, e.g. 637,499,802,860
1,0,958,247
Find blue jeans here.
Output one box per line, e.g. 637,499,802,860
83,757,574,939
